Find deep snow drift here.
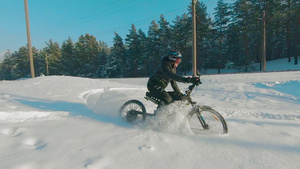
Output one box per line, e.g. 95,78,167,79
0,60,300,169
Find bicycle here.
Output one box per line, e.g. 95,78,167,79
119,83,228,135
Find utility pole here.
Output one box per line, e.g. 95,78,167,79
45,54,49,76
192,0,197,77
24,0,35,78
261,10,267,71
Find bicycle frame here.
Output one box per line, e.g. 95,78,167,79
145,83,210,129
185,84,210,129
122,82,228,134
145,84,198,113
185,84,197,106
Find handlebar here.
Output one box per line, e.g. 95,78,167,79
185,83,198,96
185,76,201,96
184,83,201,105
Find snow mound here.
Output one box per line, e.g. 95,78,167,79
79,87,146,117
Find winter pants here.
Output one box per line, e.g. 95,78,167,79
147,83,187,105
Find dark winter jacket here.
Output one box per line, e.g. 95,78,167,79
147,57,187,93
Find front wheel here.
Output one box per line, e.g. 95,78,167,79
188,106,228,135
119,100,147,123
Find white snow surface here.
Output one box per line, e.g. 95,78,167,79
1,63,300,168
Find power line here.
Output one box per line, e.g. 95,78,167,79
96,7,188,46
37,0,134,32
36,3,187,46
34,0,233,47
37,0,147,34
98,0,237,45
88,0,237,39
93,7,187,36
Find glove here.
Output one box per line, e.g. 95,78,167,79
186,77,202,85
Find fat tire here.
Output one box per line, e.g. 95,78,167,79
188,106,228,134
120,100,147,123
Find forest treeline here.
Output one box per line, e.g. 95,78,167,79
1,0,299,80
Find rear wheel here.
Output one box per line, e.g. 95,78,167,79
120,100,147,123
188,106,228,135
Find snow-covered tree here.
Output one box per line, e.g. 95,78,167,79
107,32,126,78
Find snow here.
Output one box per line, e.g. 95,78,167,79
0,50,9,62
205,58,300,74
1,62,300,169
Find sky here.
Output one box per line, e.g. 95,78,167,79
0,59,299,168
0,0,235,54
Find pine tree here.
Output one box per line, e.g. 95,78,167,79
171,13,192,74
94,41,110,78
158,15,172,56
60,37,75,76
11,46,36,79
107,32,126,78
232,0,257,71
294,1,300,64
0,51,14,80
137,29,148,76
74,34,101,77
213,0,231,73
146,20,161,75
282,0,300,64
125,24,143,77
42,40,61,75
226,23,242,68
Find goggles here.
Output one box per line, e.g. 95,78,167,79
170,52,182,57
175,57,182,64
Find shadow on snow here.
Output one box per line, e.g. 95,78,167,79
13,97,130,128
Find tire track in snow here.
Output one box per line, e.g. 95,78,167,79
224,110,300,121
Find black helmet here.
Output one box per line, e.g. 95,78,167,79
168,51,182,62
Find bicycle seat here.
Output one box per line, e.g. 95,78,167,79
144,92,161,105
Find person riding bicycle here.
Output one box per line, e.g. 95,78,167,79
147,50,201,106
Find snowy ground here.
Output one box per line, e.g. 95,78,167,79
1,61,300,169
204,57,300,74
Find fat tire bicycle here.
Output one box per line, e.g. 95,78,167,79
119,83,228,134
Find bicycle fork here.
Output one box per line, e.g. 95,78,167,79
195,106,209,130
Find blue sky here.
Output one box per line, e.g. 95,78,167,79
0,0,232,53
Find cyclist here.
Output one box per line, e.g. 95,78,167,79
147,51,201,106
